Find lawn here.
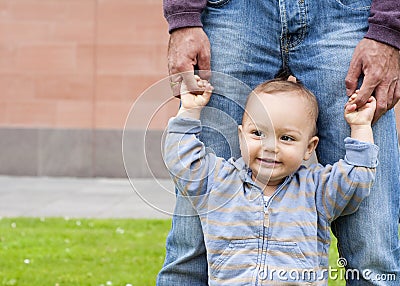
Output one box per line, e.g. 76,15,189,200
0,218,346,285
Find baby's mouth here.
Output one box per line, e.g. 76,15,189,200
257,158,280,167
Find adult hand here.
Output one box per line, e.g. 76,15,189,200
168,27,211,97
345,38,400,123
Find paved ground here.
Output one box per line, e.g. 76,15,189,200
0,176,176,219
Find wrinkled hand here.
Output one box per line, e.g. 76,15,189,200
168,27,211,97
345,91,376,126
345,38,400,124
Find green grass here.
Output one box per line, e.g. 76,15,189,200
0,218,346,285
0,218,169,286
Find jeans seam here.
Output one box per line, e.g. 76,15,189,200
288,0,308,49
279,1,289,69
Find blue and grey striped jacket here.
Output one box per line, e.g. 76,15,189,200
164,117,378,285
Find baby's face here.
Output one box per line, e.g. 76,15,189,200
238,91,318,187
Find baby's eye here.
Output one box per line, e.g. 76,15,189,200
252,130,264,137
281,135,294,141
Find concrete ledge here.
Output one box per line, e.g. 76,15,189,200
0,127,169,178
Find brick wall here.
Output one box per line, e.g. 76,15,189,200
0,0,179,177
0,0,399,178
0,0,175,130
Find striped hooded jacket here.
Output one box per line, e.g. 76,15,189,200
164,117,378,285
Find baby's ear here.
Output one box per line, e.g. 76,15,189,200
304,136,319,161
238,125,247,154
238,125,244,142
287,75,297,83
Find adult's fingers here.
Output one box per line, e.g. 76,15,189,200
369,46,400,122
352,73,380,108
385,79,397,111
373,80,400,124
169,73,183,98
390,80,400,110
372,85,389,124
197,46,211,81
345,55,362,96
386,54,400,111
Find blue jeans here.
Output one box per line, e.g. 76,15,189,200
157,0,400,285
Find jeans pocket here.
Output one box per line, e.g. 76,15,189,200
207,0,230,8
334,0,371,10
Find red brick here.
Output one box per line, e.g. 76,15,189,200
0,22,50,45
97,0,168,45
96,75,136,102
0,101,7,126
65,1,96,23
9,0,93,23
127,98,179,130
146,98,179,130
96,74,165,102
56,100,93,128
0,0,13,21
123,79,179,131
16,44,77,73
97,44,168,75
131,3,169,44
0,0,95,44
5,100,57,127
0,45,16,72
94,101,132,129
36,74,94,101
124,100,155,130
76,45,95,75
0,75,36,100
48,21,95,44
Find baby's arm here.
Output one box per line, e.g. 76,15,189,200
314,93,378,221
164,76,217,209
344,91,376,143
176,75,213,119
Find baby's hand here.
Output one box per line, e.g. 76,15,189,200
177,75,213,119
344,91,376,126
180,75,213,109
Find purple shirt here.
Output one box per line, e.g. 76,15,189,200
163,0,206,32
163,0,400,49
364,1,400,49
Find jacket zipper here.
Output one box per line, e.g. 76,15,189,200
257,175,292,285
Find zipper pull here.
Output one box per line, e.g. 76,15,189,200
263,211,270,228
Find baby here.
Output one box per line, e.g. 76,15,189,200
163,76,378,285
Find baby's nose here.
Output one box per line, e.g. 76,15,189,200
261,137,276,152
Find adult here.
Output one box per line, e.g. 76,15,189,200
157,0,400,285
